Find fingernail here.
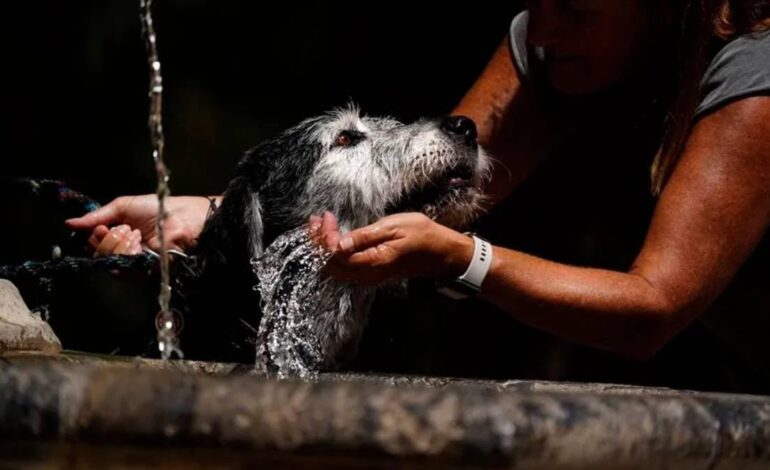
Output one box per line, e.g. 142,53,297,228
117,225,130,234
339,237,353,251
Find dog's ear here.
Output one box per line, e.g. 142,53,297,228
246,191,264,258
195,172,264,266
226,146,269,260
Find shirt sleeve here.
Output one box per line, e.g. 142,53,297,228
694,30,770,121
508,11,531,82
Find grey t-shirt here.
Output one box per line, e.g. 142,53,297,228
695,27,770,119
510,11,770,121
505,11,770,391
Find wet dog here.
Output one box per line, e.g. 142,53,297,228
182,106,489,374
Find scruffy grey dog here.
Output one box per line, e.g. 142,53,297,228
182,106,489,374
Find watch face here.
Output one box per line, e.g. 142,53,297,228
438,278,479,299
455,279,481,296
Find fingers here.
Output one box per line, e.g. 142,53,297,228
335,212,427,254
320,211,341,251
113,229,142,255
310,213,395,255
307,212,409,285
93,225,143,257
128,229,143,254
65,198,125,230
337,223,394,254
93,225,128,257
327,223,399,283
308,212,342,252
87,225,111,250
346,244,393,267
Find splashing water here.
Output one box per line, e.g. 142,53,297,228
252,228,374,378
139,0,182,359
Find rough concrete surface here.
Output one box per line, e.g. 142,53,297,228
0,356,767,469
0,279,61,353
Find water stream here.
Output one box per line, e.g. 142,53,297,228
139,0,182,359
252,228,374,377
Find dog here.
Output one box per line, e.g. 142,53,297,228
179,105,489,375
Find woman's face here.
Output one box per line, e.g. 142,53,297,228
527,0,660,94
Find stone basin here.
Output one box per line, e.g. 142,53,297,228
2,277,769,468
1,351,769,469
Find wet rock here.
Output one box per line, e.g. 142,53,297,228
0,279,61,353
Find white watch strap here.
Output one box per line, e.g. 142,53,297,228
458,235,493,289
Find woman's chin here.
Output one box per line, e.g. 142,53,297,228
547,64,611,95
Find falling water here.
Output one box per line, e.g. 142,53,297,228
139,0,182,359
252,228,374,378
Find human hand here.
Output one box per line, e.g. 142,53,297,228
309,211,474,285
88,224,143,257
66,195,218,253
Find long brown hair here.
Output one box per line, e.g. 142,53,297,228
651,0,770,195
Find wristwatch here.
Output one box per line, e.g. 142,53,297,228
436,232,493,300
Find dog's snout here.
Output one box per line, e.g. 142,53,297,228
441,115,477,145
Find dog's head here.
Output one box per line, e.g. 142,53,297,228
185,106,489,364
220,106,490,259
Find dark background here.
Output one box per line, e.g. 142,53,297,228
3,0,522,200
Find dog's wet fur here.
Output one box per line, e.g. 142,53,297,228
178,106,489,368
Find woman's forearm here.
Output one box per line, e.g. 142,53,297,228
480,246,676,359
452,38,555,206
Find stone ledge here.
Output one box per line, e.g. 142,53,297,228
0,357,768,469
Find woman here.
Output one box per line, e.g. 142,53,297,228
69,1,770,388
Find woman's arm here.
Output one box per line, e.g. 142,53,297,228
320,96,770,360
66,194,223,253
452,37,556,206
484,96,770,359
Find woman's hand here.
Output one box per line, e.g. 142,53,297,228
310,211,474,285
89,224,143,257
66,195,219,253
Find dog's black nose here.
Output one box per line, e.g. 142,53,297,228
441,115,477,145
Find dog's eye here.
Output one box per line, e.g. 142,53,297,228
333,130,363,148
